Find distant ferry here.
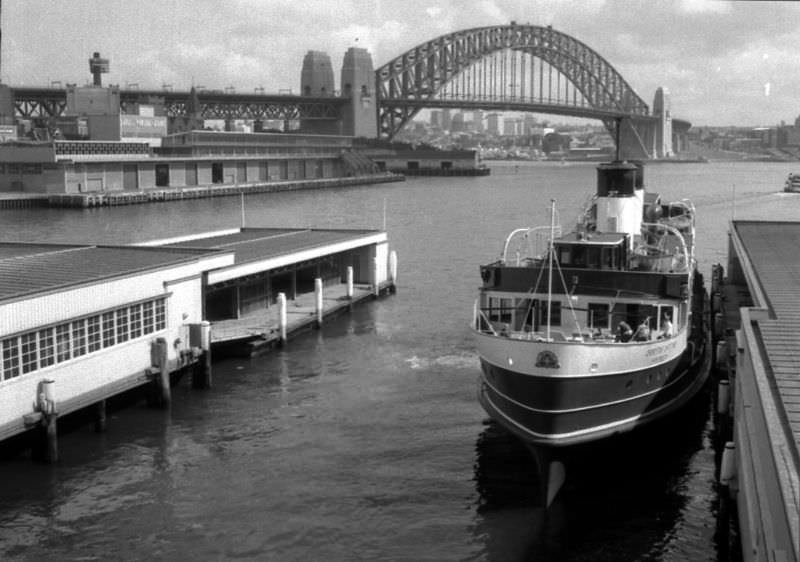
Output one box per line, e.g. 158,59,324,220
784,173,800,192
473,160,708,504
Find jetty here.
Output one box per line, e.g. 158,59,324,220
0,226,396,461
711,220,800,562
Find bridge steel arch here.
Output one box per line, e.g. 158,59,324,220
376,24,657,158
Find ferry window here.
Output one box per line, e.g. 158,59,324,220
116,309,130,343
515,299,535,331
130,304,142,339
87,316,102,352
72,320,87,357
540,301,561,326
2,338,19,380
560,247,572,265
39,328,55,368
572,247,586,267
602,248,615,269
21,333,38,374
102,312,116,348
587,248,601,269
489,297,512,323
588,303,610,329
56,324,71,362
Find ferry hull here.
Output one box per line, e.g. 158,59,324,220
478,344,708,447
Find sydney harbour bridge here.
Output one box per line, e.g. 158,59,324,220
8,23,685,160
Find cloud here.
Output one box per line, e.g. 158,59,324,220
679,0,731,13
3,0,800,125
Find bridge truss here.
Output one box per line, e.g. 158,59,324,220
11,87,345,122
375,24,654,142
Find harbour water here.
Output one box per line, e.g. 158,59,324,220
1,160,799,561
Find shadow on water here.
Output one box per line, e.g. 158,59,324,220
472,376,732,562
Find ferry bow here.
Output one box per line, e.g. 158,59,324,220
474,161,708,457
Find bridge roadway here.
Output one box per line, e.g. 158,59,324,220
11,86,347,121
11,85,689,130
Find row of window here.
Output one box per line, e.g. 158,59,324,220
1,298,166,381
486,296,675,334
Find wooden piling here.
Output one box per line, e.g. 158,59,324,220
346,266,354,300
388,250,398,294
37,379,58,463
315,278,324,327
94,399,107,433
278,292,288,345
153,337,171,407
373,257,380,297
192,321,213,389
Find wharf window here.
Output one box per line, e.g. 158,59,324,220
0,297,168,381
155,164,170,187
540,301,562,327
102,312,116,348
211,162,224,184
143,301,155,333
56,324,71,362
588,303,610,330
21,333,38,374
2,338,19,380
155,299,166,330
130,304,142,339
39,328,55,368
116,308,129,343
87,316,102,352
72,320,87,357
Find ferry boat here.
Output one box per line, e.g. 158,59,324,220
784,173,800,192
473,160,708,504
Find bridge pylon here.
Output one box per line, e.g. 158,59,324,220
340,47,377,138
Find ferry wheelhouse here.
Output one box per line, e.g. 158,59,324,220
474,161,708,453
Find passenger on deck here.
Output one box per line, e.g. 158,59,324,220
616,321,633,342
661,314,673,338
634,320,650,341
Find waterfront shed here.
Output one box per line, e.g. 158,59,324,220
139,227,390,321
0,243,233,442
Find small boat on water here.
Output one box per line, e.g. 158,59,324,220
472,160,708,505
784,173,800,192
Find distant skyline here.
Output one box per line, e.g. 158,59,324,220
3,0,799,127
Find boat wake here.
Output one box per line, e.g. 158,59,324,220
405,352,478,370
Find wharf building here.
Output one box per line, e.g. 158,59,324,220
711,221,800,562
0,226,395,456
0,50,394,202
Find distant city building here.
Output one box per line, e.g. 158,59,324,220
486,113,501,136
521,114,538,136
441,109,452,131
451,112,466,133
472,110,484,133
430,110,441,128
503,117,520,136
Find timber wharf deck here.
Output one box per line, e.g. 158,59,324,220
1,173,403,209
712,220,800,562
211,281,389,356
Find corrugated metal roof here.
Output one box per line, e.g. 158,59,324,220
734,221,800,443
166,227,381,264
0,243,219,302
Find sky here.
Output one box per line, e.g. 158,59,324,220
3,0,799,127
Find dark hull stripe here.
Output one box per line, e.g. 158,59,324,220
478,346,708,446
479,352,689,411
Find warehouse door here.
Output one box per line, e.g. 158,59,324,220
123,164,138,190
